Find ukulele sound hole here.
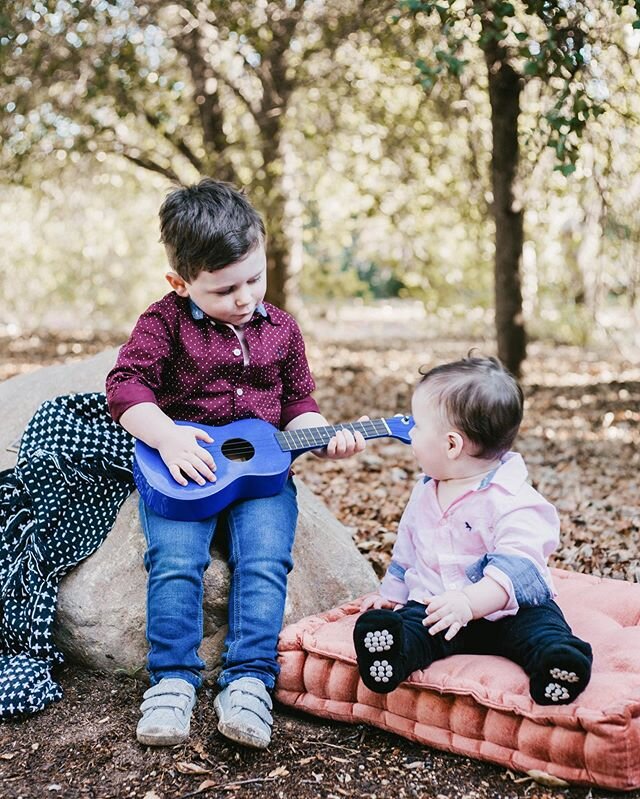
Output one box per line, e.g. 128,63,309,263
221,438,255,462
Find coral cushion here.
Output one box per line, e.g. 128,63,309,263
276,569,640,791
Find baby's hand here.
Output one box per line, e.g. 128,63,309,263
423,590,473,641
359,592,403,612
324,415,369,460
158,424,216,487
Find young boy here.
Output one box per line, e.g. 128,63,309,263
106,178,366,749
353,355,592,705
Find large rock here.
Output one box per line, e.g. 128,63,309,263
0,349,378,680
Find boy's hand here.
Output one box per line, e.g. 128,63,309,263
359,592,403,612
423,590,473,641
323,415,369,460
158,424,217,487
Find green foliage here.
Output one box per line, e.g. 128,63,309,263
400,1,640,173
1,0,639,351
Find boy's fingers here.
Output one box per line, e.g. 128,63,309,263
197,447,216,468
182,461,206,486
194,429,214,443
194,451,217,478
168,464,188,486
331,432,346,456
184,451,215,479
195,463,216,482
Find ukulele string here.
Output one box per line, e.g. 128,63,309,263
205,422,388,456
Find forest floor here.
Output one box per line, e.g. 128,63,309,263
1,309,639,799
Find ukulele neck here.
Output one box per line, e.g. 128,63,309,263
274,418,402,454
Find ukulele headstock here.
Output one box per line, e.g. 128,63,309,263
385,414,414,444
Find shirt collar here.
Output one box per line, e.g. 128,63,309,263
188,299,269,324
420,452,528,495
480,451,528,494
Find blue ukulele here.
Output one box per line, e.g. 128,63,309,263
133,415,414,521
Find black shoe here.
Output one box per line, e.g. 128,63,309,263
353,609,406,694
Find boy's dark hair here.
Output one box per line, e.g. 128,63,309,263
159,178,266,281
417,355,523,459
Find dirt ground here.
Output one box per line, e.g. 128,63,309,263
1,316,639,799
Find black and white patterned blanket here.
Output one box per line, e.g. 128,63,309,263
0,393,135,718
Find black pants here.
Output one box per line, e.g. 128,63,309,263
394,599,591,673
355,599,593,703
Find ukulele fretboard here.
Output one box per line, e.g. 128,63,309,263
274,418,394,453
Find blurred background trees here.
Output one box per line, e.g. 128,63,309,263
1,1,639,373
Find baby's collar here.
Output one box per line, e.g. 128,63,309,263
421,453,528,495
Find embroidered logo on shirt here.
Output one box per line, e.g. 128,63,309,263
465,522,472,531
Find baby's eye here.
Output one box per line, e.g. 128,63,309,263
248,275,263,284
214,288,233,296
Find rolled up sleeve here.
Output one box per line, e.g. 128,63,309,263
466,500,559,620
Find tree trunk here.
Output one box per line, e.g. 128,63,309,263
253,107,297,311
264,195,292,311
484,44,526,376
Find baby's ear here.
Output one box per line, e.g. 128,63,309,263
446,431,464,459
165,271,189,297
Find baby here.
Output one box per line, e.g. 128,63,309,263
354,355,592,705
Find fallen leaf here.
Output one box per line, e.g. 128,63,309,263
175,761,211,775
194,779,217,794
0,753,17,760
142,792,162,799
505,769,531,784
526,769,570,787
268,766,290,778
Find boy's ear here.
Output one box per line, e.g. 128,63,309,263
446,431,464,460
165,271,189,297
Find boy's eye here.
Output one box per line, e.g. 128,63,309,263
248,275,262,284
215,288,234,296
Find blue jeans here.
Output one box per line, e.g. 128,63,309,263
139,478,298,690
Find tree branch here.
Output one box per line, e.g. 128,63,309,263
143,109,203,173
121,151,182,183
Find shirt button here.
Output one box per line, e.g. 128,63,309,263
236,388,244,396
233,348,242,356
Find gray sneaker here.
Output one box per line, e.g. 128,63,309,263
136,678,196,746
214,677,273,749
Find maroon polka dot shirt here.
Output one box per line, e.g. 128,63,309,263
106,293,320,429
